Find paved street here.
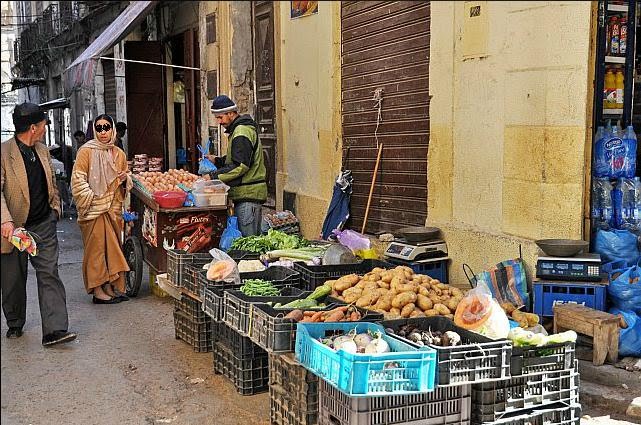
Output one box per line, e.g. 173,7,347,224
1,216,269,425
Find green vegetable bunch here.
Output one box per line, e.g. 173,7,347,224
231,229,309,254
240,279,280,296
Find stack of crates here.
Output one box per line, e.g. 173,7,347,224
269,353,319,425
173,295,213,353
471,341,580,425
212,321,269,395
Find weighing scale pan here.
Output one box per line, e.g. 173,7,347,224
535,239,589,257
395,226,441,243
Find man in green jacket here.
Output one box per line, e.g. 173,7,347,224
204,95,267,236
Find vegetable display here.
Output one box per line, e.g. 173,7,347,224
328,266,466,320
240,279,280,296
387,325,462,347
261,246,327,262
508,327,577,348
500,302,540,328
273,284,332,309
231,229,309,254
283,305,365,323
319,329,391,354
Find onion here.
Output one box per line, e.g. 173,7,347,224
365,337,390,354
353,333,373,350
338,340,358,354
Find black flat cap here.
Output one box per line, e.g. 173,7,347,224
12,102,48,128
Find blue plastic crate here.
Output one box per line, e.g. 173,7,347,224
533,281,607,317
295,322,436,397
387,259,449,283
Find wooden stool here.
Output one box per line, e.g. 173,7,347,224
553,304,619,366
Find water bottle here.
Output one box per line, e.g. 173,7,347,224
634,177,641,230
593,126,606,177
613,178,627,229
607,125,626,178
592,177,613,229
623,125,637,178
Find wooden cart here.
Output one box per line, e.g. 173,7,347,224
123,186,228,296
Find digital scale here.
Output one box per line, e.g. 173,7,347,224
535,252,602,282
384,239,448,262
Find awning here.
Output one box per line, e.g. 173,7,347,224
40,97,70,110
64,1,157,92
10,77,46,91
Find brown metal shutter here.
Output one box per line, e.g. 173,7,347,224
341,1,430,234
103,59,117,119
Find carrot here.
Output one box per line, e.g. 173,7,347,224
349,311,361,321
303,311,316,317
324,310,345,322
310,311,324,322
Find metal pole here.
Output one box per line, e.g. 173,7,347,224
97,56,202,71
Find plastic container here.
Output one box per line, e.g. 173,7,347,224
293,260,393,291
295,322,437,397
251,304,382,354
192,178,229,193
476,403,582,425
166,249,212,287
223,288,308,337
386,258,449,283
533,281,607,317
382,317,512,386
193,191,227,207
213,321,266,358
183,263,208,295
269,353,319,425
227,249,261,261
152,191,186,209
174,295,209,323
471,366,579,423
213,341,269,395
511,341,575,376
318,378,470,425
174,309,213,352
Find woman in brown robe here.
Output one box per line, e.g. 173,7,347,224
71,114,132,304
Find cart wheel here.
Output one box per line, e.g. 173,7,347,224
123,236,143,297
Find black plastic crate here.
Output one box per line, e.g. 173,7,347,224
269,353,319,406
173,295,208,324
318,378,470,425
271,384,319,425
382,317,512,386
166,249,212,287
250,304,383,354
511,341,576,376
174,309,213,352
471,367,579,422
293,260,394,291
240,265,302,287
227,249,261,261
480,403,581,425
213,321,266,358
212,341,269,395
224,288,309,336
183,263,208,296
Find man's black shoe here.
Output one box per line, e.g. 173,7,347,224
6,327,23,339
42,330,77,347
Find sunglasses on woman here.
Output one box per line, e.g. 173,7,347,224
96,124,112,133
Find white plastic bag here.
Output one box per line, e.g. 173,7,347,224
454,279,510,339
206,248,241,285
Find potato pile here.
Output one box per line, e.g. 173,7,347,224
135,170,199,193
328,266,466,320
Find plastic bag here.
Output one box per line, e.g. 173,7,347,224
333,229,370,252
594,229,640,264
197,142,217,175
464,259,529,309
609,308,641,357
220,216,242,252
206,248,240,285
11,228,39,256
454,279,510,339
608,262,641,314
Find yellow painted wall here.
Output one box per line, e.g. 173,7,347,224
275,1,342,238
429,1,594,286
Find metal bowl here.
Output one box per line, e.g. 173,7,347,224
535,239,589,257
396,226,441,243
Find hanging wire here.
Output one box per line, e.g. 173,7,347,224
372,88,384,149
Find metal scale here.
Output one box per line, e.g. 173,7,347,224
535,252,603,282
384,239,448,262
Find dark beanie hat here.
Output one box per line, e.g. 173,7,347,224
13,102,47,130
211,95,238,114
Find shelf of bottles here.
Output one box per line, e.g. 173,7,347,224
591,1,640,252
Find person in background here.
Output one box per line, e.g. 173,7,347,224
71,114,132,304
115,122,127,152
204,95,267,236
0,102,77,346
73,130,86,150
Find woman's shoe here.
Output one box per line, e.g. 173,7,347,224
92,296,118,304
115,294,130,302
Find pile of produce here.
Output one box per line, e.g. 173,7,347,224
318,329,391,354
240,279,279,296
261,246,327,262
500,302,540,328
508,327,577,348
134,170,200,193
231,229,309,254
284,305,365,323
328,266,465,320
386,325,462,347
